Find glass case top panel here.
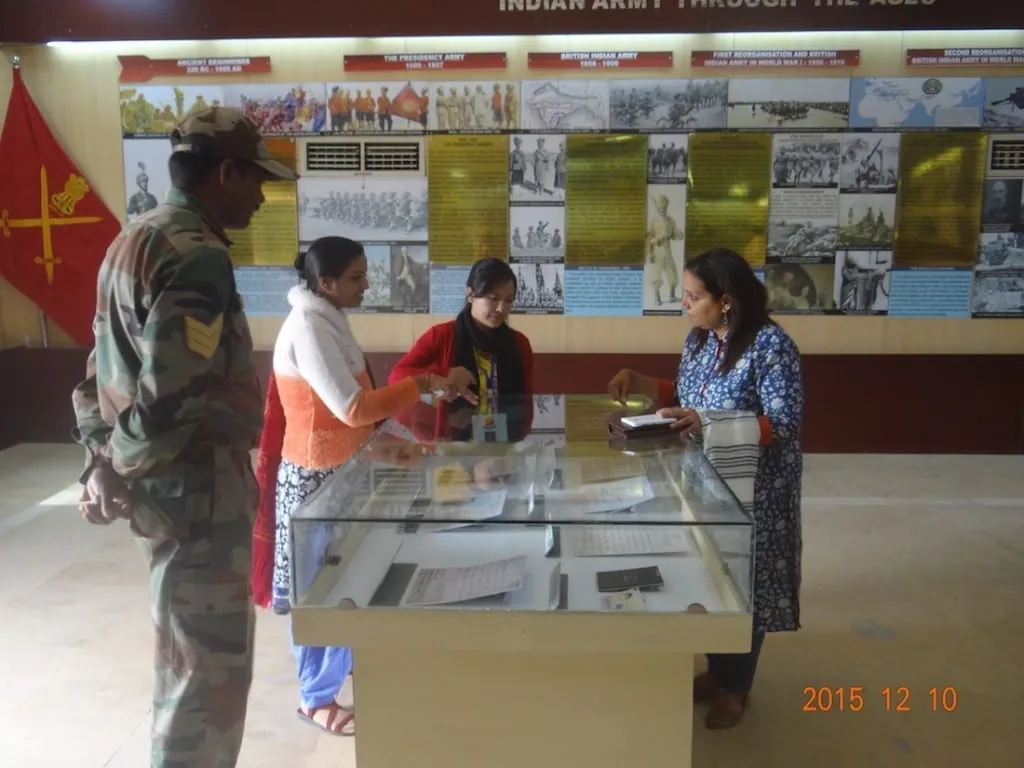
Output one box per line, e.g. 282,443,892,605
292,394,749,528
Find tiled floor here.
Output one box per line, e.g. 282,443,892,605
1,444,1023,767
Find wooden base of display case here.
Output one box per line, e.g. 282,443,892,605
292,610,751,768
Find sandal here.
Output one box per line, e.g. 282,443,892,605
297,701,355,736
705,692,749,729
693,672,722,703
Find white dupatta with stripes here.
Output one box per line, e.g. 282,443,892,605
695,409,761,517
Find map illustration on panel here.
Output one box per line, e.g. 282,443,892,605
849,77,984,129
521,80,609,132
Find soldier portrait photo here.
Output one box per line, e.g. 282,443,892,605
833,249,892,313
643,186,686,314
122,138,171,220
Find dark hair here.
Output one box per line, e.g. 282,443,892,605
168,153,224,191
467,257,517,298
685,248,773,373
295,236,365,293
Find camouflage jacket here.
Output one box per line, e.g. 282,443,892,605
72,189,263,482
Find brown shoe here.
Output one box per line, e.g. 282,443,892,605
705,691,749,729
693,671,722,703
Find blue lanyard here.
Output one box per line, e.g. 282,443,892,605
484,358,498,405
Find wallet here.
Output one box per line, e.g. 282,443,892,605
596,566,664,593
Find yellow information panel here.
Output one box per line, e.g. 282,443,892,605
894,133,987,268
428,134,508,266
565,134,647,266
228,181,299,266
229,138,299,266
685,133,771,265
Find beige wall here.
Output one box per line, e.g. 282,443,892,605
2,30,1023,354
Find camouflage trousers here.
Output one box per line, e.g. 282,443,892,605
131,447,259,768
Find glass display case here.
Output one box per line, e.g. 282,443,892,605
288,395,755,768
290,394,753,618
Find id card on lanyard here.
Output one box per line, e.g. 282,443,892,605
483,358,498,412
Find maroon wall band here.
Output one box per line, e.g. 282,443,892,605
1,348,1020,454
3,0,1020,43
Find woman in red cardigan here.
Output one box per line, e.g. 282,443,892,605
389,257,535,441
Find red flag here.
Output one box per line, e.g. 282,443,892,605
391,82,424,123
0,68,122,346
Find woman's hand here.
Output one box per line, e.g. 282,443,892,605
444,366,478,404
414,371,478,405
446,366,477,403
607,369,634,404
657,407,703,435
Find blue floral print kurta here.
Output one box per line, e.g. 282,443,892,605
675,323,803,634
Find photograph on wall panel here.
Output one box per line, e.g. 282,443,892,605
509,206,565,263
838,194,896,249
833,250,892,315
221,83,328,135
511,261,564,315
120,84,226,137
428,81,520,132
725,78,850,130
973,233,1024,317
608,79,727,131
848,77,984,130
771,134,840,188
647,134,688,185
509,134,567,204
840,133,900,194
326,81,428,134
644,185,686,316
980,178,1024,233
297,177,428,243
520,80,610,132
983,78,1024,130
767,135,839,267
764,263,837,314
122,138,171,220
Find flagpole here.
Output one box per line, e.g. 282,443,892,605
6,53,48,347
7,53,49,348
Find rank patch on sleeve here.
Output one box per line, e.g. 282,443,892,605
184,314,224,360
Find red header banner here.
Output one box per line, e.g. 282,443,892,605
527,51,673,70
691,50,860,69
118,55,272,83
343,53,508,72
905,48,1024,66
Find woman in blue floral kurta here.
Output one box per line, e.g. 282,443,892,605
608,248,803,729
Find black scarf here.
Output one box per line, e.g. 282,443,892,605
452,306,525,400
449,306,527,440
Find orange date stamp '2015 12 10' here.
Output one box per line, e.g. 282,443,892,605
802,686,960,713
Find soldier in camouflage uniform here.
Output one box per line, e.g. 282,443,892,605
72,107,296,768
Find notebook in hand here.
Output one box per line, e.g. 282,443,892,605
607,412,678,441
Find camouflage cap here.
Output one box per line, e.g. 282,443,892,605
169,107,297,181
